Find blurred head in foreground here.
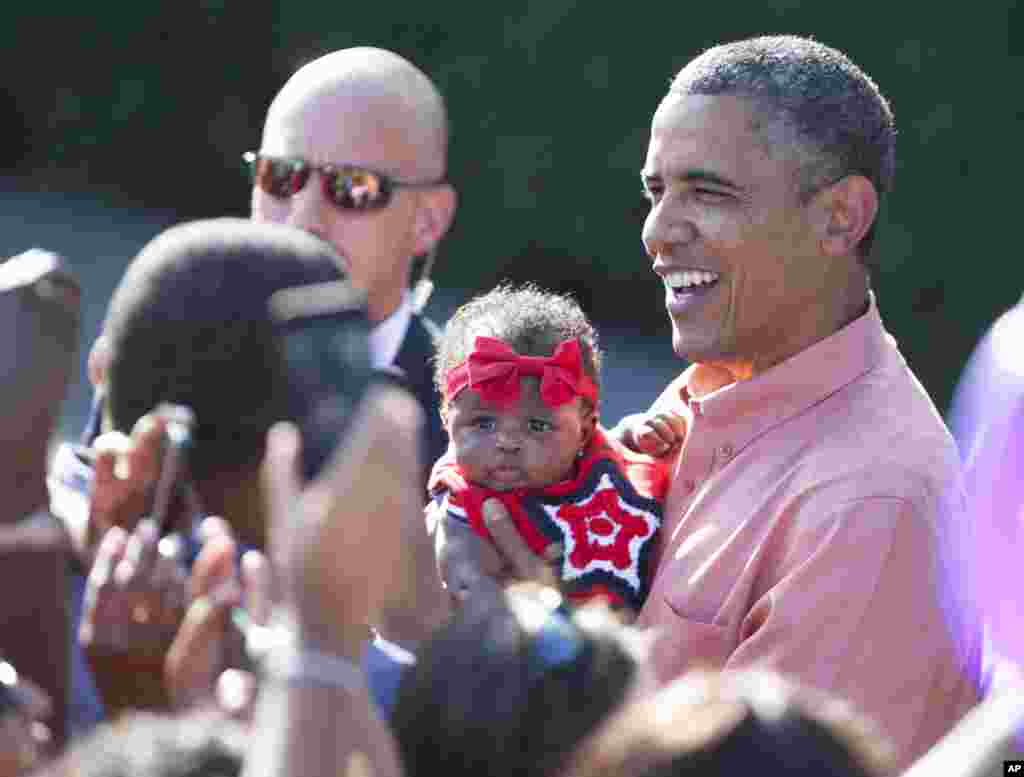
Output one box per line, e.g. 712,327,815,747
565,669,894,777
102,218,344,547
392,583,649,777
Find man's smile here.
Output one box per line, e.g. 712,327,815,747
661,269,722,314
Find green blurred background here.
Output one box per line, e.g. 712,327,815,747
0,2,1011,432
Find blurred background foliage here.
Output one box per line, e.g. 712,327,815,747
0,1,1014,426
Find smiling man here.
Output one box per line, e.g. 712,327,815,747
619,36,982,771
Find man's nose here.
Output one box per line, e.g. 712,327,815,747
642,203,697,259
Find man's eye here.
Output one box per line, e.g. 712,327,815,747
694,187,732,202
528,419,553,433
642,185,663,202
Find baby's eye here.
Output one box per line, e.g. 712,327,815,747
528,419,554,433
474,417,496,431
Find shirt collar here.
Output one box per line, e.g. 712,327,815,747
368,293,414,369
677,293,899,454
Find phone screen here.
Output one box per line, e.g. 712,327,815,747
270,282,374,481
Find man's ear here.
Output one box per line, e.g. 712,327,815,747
413,184,457,257
816,175,878,257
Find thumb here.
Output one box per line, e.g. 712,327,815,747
483,498,555,586
262,422,302,561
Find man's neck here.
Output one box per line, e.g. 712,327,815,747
367,284,408,324
696,282,871,388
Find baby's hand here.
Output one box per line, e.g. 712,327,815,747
614,411,687,457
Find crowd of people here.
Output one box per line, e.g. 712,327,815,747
0,33,1020,777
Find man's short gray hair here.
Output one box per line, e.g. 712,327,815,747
670,36,896,265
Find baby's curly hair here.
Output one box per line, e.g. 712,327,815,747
435,283,603,413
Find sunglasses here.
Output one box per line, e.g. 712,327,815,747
243,151,443,211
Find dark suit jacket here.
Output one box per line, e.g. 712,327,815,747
393,314,448,497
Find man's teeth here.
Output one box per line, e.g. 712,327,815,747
665,270,720,289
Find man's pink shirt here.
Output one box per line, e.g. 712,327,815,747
637,298,981,772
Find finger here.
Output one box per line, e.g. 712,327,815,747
165,578,241,709
632,422,667,455
189,533,238,602
483,499,555,585
115,518,160,585
87,526,129,590
240,550,273,626
92,430,133,458
128,413,167,489
261,422,302,564
215,669,258,722
88,447,122,525
662,412,687,441
91,448,118,494
645,417,679,447
608,413,646,450
197,516,233,545
153,535,189,616
81,527,129,645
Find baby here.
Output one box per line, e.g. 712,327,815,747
430,285,669,612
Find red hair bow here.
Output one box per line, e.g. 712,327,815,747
446,336,599,408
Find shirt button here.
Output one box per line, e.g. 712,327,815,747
720,443,734,460
684,479,696,492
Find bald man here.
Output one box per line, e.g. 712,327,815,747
246,49,456,712
248,48,457,492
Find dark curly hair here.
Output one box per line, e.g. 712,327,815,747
669,35,896,267
434,283,603,414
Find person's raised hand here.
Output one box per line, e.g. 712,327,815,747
163,516,273,721
78,519,187,715
83,413,167,563
262,384,429,658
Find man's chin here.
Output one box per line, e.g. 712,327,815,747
671,325,716,364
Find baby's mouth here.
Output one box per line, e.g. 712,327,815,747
486,464,531,490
